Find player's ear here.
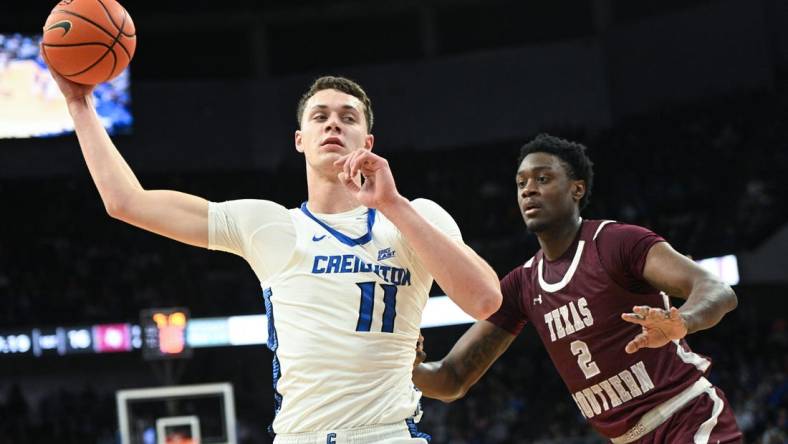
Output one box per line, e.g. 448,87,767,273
572,180,586,203
363,133,374,151
295,130,304,153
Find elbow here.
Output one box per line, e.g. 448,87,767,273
104,198,130,221
711,278,738,314
473,296,502,320
103,189,140,221
419,362,471,403
104,197,137,223
725,286,738,313
450,386,471,403
437,385,470,404
470,286,502,320
104,200,123,219
440,394,464,404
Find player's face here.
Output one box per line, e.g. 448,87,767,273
294,89,374,174
516,152,584,233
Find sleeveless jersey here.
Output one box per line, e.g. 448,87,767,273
209,199,461,434
490,220,712,438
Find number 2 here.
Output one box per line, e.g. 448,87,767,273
355,282,397,333
571,340,600,379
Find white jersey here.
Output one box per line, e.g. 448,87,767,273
208,199,461,434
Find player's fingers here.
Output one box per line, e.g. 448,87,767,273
345,179,361,194
633,305,652,317
625,332,649,354
338,171,360,193
351,150,373,177
633,306,669,323
645,307,669,320
415,349,427,367
335,155,353,180
346,150,361,177
344,152,358,179
333,153,350,167
621,312,647,325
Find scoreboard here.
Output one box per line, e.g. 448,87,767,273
0,324,142,357
140,308,192,360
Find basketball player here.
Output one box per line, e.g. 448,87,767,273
48,71,502,443
414,134,742,443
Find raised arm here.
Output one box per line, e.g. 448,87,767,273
336,150,502,319
51,69,209,247
381,200,501,319
413,320,515,402
621,241,738,353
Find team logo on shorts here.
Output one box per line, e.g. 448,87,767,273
377,247,396,261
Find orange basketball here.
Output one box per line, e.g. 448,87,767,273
41,0,136,85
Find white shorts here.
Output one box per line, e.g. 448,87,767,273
273,421,430,444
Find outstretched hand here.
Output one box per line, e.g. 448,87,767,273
334,150,403,211
40,44,95,103
621,306,688,354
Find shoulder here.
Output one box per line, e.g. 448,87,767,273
210,198,290,213
488,261,534,332
590,220,664,247
501,256,537,292
210,199,292,222
210,199,288,212
408,198,461,240
410,198,450,216
207,199,296,266
591,220,666,284
209,199,295,243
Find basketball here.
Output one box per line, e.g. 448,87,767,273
41,0,136,85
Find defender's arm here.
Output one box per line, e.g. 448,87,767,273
641,242,737,334
621,242,738,353
414,320,515,402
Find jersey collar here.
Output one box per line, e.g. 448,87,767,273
299,202,376,247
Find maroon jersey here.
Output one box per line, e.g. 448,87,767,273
489,220,713,439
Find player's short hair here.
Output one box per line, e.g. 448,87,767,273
518,133,594,210
296,76,374,131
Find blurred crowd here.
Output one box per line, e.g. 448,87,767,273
0,384,116,444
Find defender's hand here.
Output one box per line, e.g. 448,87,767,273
621,306,688,354
335,150,402,211
414,334,427,368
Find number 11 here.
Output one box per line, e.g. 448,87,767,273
356,282,398,333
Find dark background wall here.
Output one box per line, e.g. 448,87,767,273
0,0,785,176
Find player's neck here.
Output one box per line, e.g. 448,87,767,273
305,169,363,214
537,216,582,261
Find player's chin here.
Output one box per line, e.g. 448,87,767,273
524,215,549,233
315,151,343,166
